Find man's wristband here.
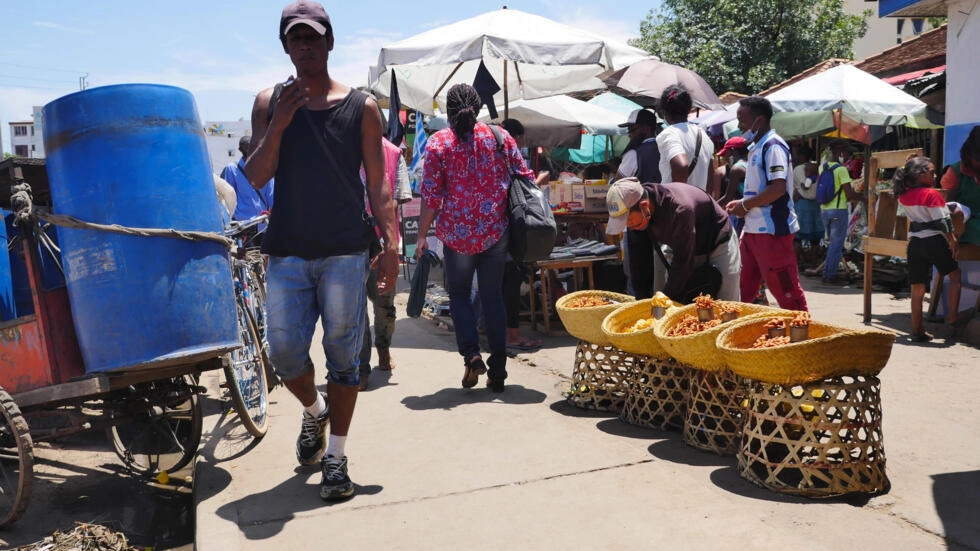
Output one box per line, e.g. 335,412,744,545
740,199,748,212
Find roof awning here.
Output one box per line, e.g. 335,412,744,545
883,64,946,85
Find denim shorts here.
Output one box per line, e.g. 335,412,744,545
265,252,369,385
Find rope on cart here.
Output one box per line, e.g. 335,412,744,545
9,181,233,249
36,212,234,248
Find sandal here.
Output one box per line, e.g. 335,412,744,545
506,338,541,351
462,356,487,388
910,332,933,343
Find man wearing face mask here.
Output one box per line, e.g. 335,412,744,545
725,96,808,311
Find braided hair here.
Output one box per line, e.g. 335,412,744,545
446,83,482,140
892,155,933,197
659,84,693,123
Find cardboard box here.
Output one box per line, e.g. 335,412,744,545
583,197,607,213
583,184,610,199
570,184,586,204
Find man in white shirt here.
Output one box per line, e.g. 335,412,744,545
656,85,715,192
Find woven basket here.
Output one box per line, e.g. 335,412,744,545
556,290,635,345
620,357,690,431
738,376,889,497
682,368,748,455
566,341,643,413
716,316,895,385
601,299,676,359
653,302,786,371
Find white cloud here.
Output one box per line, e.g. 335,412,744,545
32,21,94,35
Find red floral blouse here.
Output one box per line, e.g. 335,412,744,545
421,122,533,255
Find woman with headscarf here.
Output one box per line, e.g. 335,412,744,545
415,84,535,393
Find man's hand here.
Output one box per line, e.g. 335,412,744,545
414,237,429,259
725,199,746,217
372,248,400,295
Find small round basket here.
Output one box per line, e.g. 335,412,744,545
601,299,674,359
556,290,635,346
738,376,890,497
653,302,785,371
716,316,895,385
620,357,690,431
566,340,644,413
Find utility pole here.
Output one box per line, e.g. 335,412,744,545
79,74,88,90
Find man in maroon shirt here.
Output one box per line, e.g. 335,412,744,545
606,178,741,302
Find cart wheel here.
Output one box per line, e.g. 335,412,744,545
107,375,202,477
0,387,33,526
223,302,270,438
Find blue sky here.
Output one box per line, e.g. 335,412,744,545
0,1,659,155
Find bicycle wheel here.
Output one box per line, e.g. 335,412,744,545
223,301,270,438
107,375,202,476
242,253,280,392
0,387,33,527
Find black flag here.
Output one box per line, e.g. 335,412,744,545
386,72,405,146
472,60,500,119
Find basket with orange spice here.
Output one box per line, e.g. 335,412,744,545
716,311,895,385
652,295,788,371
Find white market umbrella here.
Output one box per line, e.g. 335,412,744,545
371,8,651,116
764,64,939,140
479,95,628,148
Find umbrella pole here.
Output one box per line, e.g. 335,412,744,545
503,61,509,120
433,62,465,111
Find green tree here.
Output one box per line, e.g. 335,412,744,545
630,0,869,95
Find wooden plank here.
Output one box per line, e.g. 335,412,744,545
863,236,909,258
871,148,924,170
13,375,110,409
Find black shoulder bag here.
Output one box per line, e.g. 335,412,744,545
488,125,557,263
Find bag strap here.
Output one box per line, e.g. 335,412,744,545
488,124,515,175
687,128,703,173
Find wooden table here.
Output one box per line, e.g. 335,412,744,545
528,253,621,335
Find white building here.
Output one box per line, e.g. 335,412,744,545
7,106,45,158
5,109,251,174
846,0,934,60
203,120,252,175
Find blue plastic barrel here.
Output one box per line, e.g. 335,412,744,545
42,84,237,373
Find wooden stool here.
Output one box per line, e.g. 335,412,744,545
566,340,640,413
620,357,690,430
682,368,747,455
738,375,889,497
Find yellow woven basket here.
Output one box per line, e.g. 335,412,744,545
556,290,635,345
601,299,674,359
652,302,787,371
716,316,895,385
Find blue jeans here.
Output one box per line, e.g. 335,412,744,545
821,208,848,279
443,233,509,381
266,252,369,386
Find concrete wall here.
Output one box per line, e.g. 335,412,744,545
942,0,980,164
846,0,934,60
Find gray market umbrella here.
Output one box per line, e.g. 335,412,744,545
602,58,723,110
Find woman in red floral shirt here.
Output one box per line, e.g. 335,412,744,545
416,84,534,393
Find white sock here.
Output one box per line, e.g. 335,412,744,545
304,393,327,418
326,434,346,459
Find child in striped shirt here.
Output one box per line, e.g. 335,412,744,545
894,156,962,342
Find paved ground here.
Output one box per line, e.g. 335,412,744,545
194,273,980,551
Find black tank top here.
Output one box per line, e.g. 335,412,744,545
262,89,374,259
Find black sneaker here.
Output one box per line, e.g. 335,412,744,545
320,455,355,500
486,378,505,393
295,392,329,466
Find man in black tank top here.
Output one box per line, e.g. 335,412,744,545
244,0,399,502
